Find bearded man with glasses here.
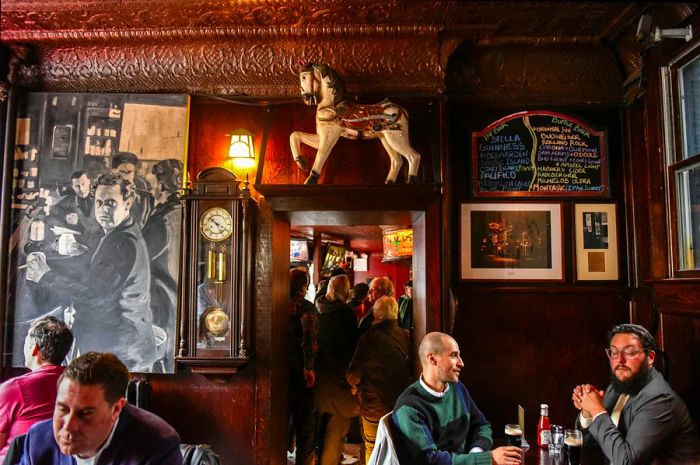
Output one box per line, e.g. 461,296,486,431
571,323,700,464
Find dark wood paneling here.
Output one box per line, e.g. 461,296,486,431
146,370,256,464
454,287,628,443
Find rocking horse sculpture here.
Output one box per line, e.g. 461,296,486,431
290,63,421,184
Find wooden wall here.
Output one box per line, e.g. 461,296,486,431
1,5,700,464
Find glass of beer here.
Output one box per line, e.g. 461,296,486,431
564,429,583,465
504,424,523,447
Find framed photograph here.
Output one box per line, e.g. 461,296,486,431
574,203,619,281
460,202,564,281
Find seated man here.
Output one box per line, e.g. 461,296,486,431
0,316,73,463
20,352,183,465
391,332,521,465
572,323,700,464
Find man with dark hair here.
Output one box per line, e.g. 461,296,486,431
288,267,318,465
19,352,182,465
397,280,413,331
142,159,183,373
0,317,73,463
391,332,521,465
572,323,700,464
26,172,157,372
111,152,153,228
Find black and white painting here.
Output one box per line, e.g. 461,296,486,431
6,93,189,373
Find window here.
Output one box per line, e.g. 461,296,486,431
665,45,700,273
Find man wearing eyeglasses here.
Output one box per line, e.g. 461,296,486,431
571,323,700,464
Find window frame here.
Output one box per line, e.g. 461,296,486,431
663,40,700,277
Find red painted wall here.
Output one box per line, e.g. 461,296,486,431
352,252,411,297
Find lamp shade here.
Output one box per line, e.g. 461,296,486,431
228,129,254,159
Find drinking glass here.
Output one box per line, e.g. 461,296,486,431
504,424,522,447
548,425,564,454
564,429,583,465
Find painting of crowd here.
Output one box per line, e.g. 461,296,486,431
8,151,183,373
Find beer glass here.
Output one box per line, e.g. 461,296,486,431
564,429,583,465
504,424,522,447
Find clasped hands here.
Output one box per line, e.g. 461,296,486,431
572,384,606,419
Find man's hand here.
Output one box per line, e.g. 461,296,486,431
490,446,522,465
579,384,606,418
26,252,50,283
303,369,315,388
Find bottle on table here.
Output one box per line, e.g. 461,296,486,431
537,403,551,448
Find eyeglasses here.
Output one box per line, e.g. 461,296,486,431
605,347,646,360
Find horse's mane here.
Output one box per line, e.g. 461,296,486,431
305,63,348,107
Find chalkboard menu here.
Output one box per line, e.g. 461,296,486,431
472,111,608,197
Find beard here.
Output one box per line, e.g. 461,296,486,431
610,359,653,395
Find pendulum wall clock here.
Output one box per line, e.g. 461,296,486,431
176,167,255,377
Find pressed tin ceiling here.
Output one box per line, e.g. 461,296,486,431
0,1,695,96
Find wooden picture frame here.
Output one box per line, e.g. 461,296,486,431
574,203,619,281
460,202,564,281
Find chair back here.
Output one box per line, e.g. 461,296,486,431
2,434,26,465
180,444,221,465
367,412,400,465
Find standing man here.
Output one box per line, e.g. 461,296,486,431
392,332,522,465
26,172,157,372
397,280,413,331
0,317,73,463
112,152,153,228
19,352,182,465
358,277,394,331
346,296,411,463
142,159,183,372
288,267,319,465
572,323,700,464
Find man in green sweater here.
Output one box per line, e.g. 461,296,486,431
391,332,522,465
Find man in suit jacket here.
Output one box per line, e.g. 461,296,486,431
20,352,182,465
27,172,157,372
572,323,700,465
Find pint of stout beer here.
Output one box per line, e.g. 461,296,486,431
564,429,583,465
504,424,523,447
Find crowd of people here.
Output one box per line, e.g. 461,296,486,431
288,265,700,465
288,267,414,465
2,266,698,465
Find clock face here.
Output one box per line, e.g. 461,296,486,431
199,207,233,242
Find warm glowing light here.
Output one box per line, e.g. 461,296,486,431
382,228,413,261
227,129,254,160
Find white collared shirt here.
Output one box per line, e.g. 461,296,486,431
74,416,120,465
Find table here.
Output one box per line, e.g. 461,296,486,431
522,445,605,465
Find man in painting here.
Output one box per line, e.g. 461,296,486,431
26,172,158,373
46,171,101,257
572,323,700,464
19,352,182,465
141,159,183,372
111,152,153,228
0,316,73,464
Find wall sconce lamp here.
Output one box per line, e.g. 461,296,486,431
227,129,255,169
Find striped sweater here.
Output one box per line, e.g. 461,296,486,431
391,380,493,465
